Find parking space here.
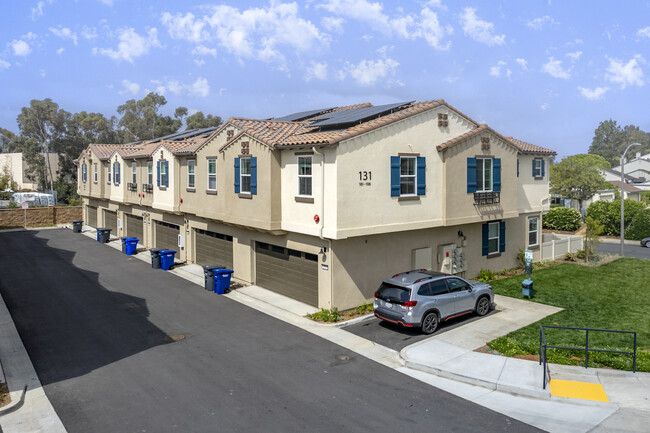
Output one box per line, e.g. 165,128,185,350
343,309,500,352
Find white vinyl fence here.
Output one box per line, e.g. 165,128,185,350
540,233,584,261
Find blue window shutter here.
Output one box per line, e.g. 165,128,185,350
117,163,121,184
416,157,426,196
234,158,240,193
493,158,501,192
164,161,169,187
517,159,519,177
541,160,545,177
482,223,489,256
390,156,400,197
532,159,535,176
467,158,477,193
113,163,116,184
250,157,257,195
499,221,506,253
156,161,160,187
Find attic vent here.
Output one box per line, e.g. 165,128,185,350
438,113,448,127
227,130,234,139
481,137,490,150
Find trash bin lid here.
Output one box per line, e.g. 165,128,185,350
160,250,177,255
149,248,164,253
203,265,226,271
214,269,234,275
522,279,533,284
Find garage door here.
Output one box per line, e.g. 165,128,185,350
255,242,319,307
104,210,117,233
155,221,180,251
125,214,143,240
87,206,97,227
195,229,233,268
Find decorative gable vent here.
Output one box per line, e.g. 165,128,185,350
481,137,490,151
438,113,448,127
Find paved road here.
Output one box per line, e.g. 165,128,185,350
598,242,650,260
0,229,540,433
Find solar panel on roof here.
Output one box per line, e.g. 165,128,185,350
309,101,413,128
150,127,219,143
273,107,335,122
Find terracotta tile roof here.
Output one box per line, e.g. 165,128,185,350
88,143,133,160
436,124,495,151
505,137,556,155
607,180,644,193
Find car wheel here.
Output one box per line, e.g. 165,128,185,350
645,241,650,248
476,297,490,317
421,312,439,335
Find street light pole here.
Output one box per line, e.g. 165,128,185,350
620,143,641,257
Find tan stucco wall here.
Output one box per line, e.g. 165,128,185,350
152,146,176,212
517,154,551,213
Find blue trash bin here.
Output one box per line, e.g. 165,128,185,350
124,238,139,255
522,279,534,298
160,250,177,271
213,269,234,294
203,265,225,291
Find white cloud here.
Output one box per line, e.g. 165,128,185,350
638,27,650,39
606,55,644,88
11,40,32,57
542,57,571,79
526,16,558,30
515,58,528,70
56,47,64,55
578,86,609,100
81,26,98,40
153,77,210,98
489,61,510,78
194,59,205,67
304,61,328,81
540,103,550,110
321,16,344,33
96,28,161,63
189,77,210,97
566,51,582,60
339,57,399,86
161,12,208,43
460,7,504,46
31,1,46,21
0,59,10,70
121,79,140,95
49,27,78,45
98,0,114,6
191,45,217,57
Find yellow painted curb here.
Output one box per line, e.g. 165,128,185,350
549,379,609,402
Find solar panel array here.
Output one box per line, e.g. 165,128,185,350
308,101,413,129
273,107,334,122
149,127,219,143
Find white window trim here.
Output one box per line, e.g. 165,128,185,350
488,221,500,255
160,161,168,187
533,159,543,178
240,156,251,194
131,162,137,184
187,159,196,189
528,216,539,247
297,155,312,197
477,157,493,193
147,161,153,185
93,163,98,183
207,158,217,191
400,156,417,197
107,164,111,185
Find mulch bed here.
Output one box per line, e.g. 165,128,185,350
0,382,11,408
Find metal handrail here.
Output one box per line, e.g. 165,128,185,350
539,325,637,389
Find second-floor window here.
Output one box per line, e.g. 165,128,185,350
187,160,196,189
131,162,137,184
467,157,501,193
390,156,426,197
533,158,545,178
157,160,169,187
240,157,251,194
147,161,153,185
81,163,87,182
107,164,111,184
207,159,216,190
113,162,121,185
93,163,98,183
234,157,257,195
298,156,312,196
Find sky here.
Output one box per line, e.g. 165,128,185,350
1,0,649,159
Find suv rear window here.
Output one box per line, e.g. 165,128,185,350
376,283,410,302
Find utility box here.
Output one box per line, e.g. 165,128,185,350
452,247,467,274
437,243,456,274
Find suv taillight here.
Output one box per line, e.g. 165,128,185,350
374,291,379,298
401,300,418,308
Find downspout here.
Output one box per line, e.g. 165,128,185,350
312,146,333,308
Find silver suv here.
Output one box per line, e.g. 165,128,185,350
373,269,495,334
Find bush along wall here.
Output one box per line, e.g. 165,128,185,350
542,206,582,231
586,199,646,237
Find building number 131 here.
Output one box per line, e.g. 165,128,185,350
359,171,371,181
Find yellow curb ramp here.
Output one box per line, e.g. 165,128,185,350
549,379,609,402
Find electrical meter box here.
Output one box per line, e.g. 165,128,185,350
437,243,456,273
452,247,467,274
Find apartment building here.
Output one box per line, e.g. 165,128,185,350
77,100,555,310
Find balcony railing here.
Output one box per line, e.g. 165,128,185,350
127,183,138,192
143,184,154,194
474,191,500,205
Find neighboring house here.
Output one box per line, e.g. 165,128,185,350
0,152,60,190
612,152,650,181
76,100,555,310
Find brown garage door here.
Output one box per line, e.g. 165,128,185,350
155,221,180,251
104,210,117,233
255,242,318,307
87,206,97,227
195,229,233,268
125,214,143,240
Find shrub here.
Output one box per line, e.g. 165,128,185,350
6,201,19,209
477,268,496,282
352,304,374,316
307,308,342,322
543,207,581,231
624,208,650,240
586,199,646,236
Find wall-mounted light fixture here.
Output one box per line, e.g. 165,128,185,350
319,247,327,254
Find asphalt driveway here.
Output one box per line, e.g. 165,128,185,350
0,229,540,433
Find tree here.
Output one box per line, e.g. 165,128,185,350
117,92,181,141
589,120,650,165
0,127,18,153
550,154,611,210
185,111,222,130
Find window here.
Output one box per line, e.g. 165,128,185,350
240,157,251,194
147,161,153,185
93,163,98,183
533,159,545,178
131,162,137,184
467,158,501,193
113,162,120,185
298,156,312,196
482,221,506,256
207,159,216,190
81,163,87,182
390,156,426,197
446,278,470,293
417,280,448,296
107,164,111,184
157,160,168,187
528,216,539,246
187,160,196,189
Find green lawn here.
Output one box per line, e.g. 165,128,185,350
488,258,650,372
